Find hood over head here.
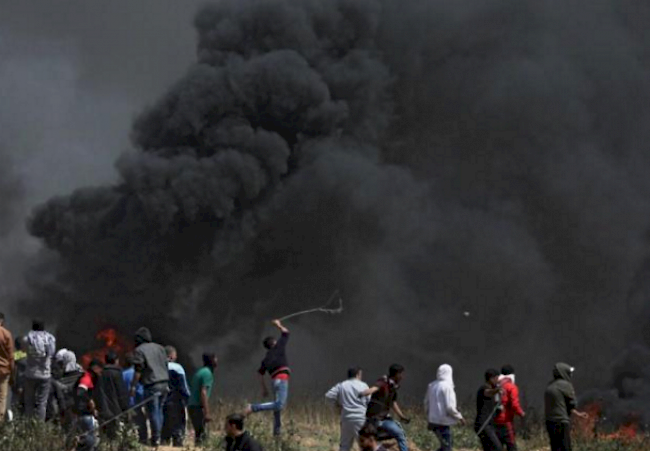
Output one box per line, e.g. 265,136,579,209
55,348,82,373
553,362,574,381
135,327,152,345
437,364,454,384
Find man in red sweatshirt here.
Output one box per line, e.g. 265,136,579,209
494,365,525,451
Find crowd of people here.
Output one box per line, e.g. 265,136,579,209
0,314,221,450
0,312,586,451
325,360,588,451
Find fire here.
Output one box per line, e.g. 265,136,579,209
576,402,639,443
80,328,133,368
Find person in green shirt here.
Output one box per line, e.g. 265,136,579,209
188,353,218,445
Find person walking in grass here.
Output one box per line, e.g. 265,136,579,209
362,364,410,451
24,319,56,421
326,367,370,451
129,327,169,448
94,351,129,440
162,345,191,447
494,364,525,451
474,369,503,451
425,364,465,451
544,363,588,451
122,352,147,444
188,353,218,446
245,319,291,436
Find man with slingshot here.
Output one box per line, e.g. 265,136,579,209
245,319,291,436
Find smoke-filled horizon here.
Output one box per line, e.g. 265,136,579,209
5,0,650,412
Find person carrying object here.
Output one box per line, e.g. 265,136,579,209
245,319,291,436
474,369,503,451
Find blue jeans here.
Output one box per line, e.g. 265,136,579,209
429,423,452,451
144,385,168,444
378,419,408,451
251,379,289,435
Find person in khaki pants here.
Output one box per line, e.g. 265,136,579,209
0,312,15,422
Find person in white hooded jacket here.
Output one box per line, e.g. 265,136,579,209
425,364,465,451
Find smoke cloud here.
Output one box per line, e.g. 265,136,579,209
17,0,650,409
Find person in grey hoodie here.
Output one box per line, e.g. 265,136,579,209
129,327,169,447
24,319,56,421
425,364,465,451
325,367,370,451
544,363,588,451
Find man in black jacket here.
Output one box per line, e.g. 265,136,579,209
225,413,264,451
95,350,129,440
245,320,290,436
474,368,503,451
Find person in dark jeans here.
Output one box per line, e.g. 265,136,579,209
24,319,56,421
224,413,264,451
129,327,169,447
474,369,503,451
361,364,411,451
188,353,218,446
544,363,588,451
425,364,465,451
245,320,291,436
162,345,190,447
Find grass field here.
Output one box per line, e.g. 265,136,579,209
1,399,648,451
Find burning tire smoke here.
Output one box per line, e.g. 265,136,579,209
18,0,650,411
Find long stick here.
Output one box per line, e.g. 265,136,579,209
277,290,343,321
476,402,501,436
75,392,160,440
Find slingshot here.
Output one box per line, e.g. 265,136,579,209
277,289,343,322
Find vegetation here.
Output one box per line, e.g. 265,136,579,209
1,400,648,451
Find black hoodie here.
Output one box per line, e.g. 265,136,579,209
133,327,168,387
544,362,577,423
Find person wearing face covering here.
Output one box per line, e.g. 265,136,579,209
544,363,588,451
425,364,465,451
494,365,525,451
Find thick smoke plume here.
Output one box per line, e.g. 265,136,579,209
25,0,650,405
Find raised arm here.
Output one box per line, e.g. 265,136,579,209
272,319,289,334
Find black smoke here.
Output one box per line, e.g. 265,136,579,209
24,0,650,403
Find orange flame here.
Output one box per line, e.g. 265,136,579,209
577,402,639,443
80,328,133,368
